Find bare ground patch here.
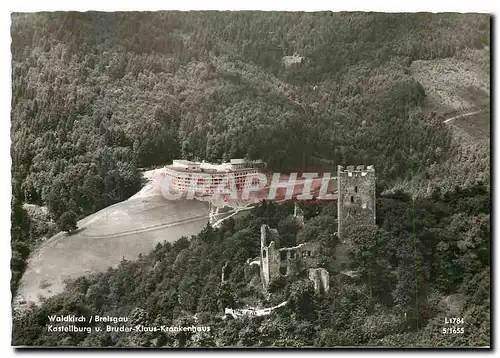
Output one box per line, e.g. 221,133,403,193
394,48,490,196
411,47,490,116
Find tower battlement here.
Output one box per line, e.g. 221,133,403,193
338,165,375,176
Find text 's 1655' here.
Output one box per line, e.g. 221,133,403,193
442,327,464,334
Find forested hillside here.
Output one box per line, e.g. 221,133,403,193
11,12,489,211
13,185,490,347
11,11,490,347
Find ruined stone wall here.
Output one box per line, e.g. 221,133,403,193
308,268,330,293
278,241,320,276
221,262,230,282
294,203,305,228
337,165,376,241
260,222,324,288
259,224,332,293
260,225,281,289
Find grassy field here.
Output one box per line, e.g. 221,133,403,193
14,196,209,311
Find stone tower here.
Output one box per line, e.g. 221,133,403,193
337,165,376,240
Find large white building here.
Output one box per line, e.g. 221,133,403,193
164,159,264,196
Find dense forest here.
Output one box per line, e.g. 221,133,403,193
11,11,490,347
13,184,490,347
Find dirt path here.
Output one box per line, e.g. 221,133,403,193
443,109,486,124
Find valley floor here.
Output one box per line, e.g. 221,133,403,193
14,195,209,310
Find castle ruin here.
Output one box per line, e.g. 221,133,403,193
259,223,325,293
337,165,376,241
257,165,376,294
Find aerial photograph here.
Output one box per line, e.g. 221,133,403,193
10,11,490,348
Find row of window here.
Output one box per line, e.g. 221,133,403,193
172,178,254,185
172,183,259,192
165,169,258,178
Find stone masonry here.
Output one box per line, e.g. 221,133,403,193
337,165,376,241
259,223,326,292
308,268,330,294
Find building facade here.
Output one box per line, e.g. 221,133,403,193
164,159,263,196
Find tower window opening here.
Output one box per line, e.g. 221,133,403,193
350,196,354,203
263,249,267,259
354,186,358,193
